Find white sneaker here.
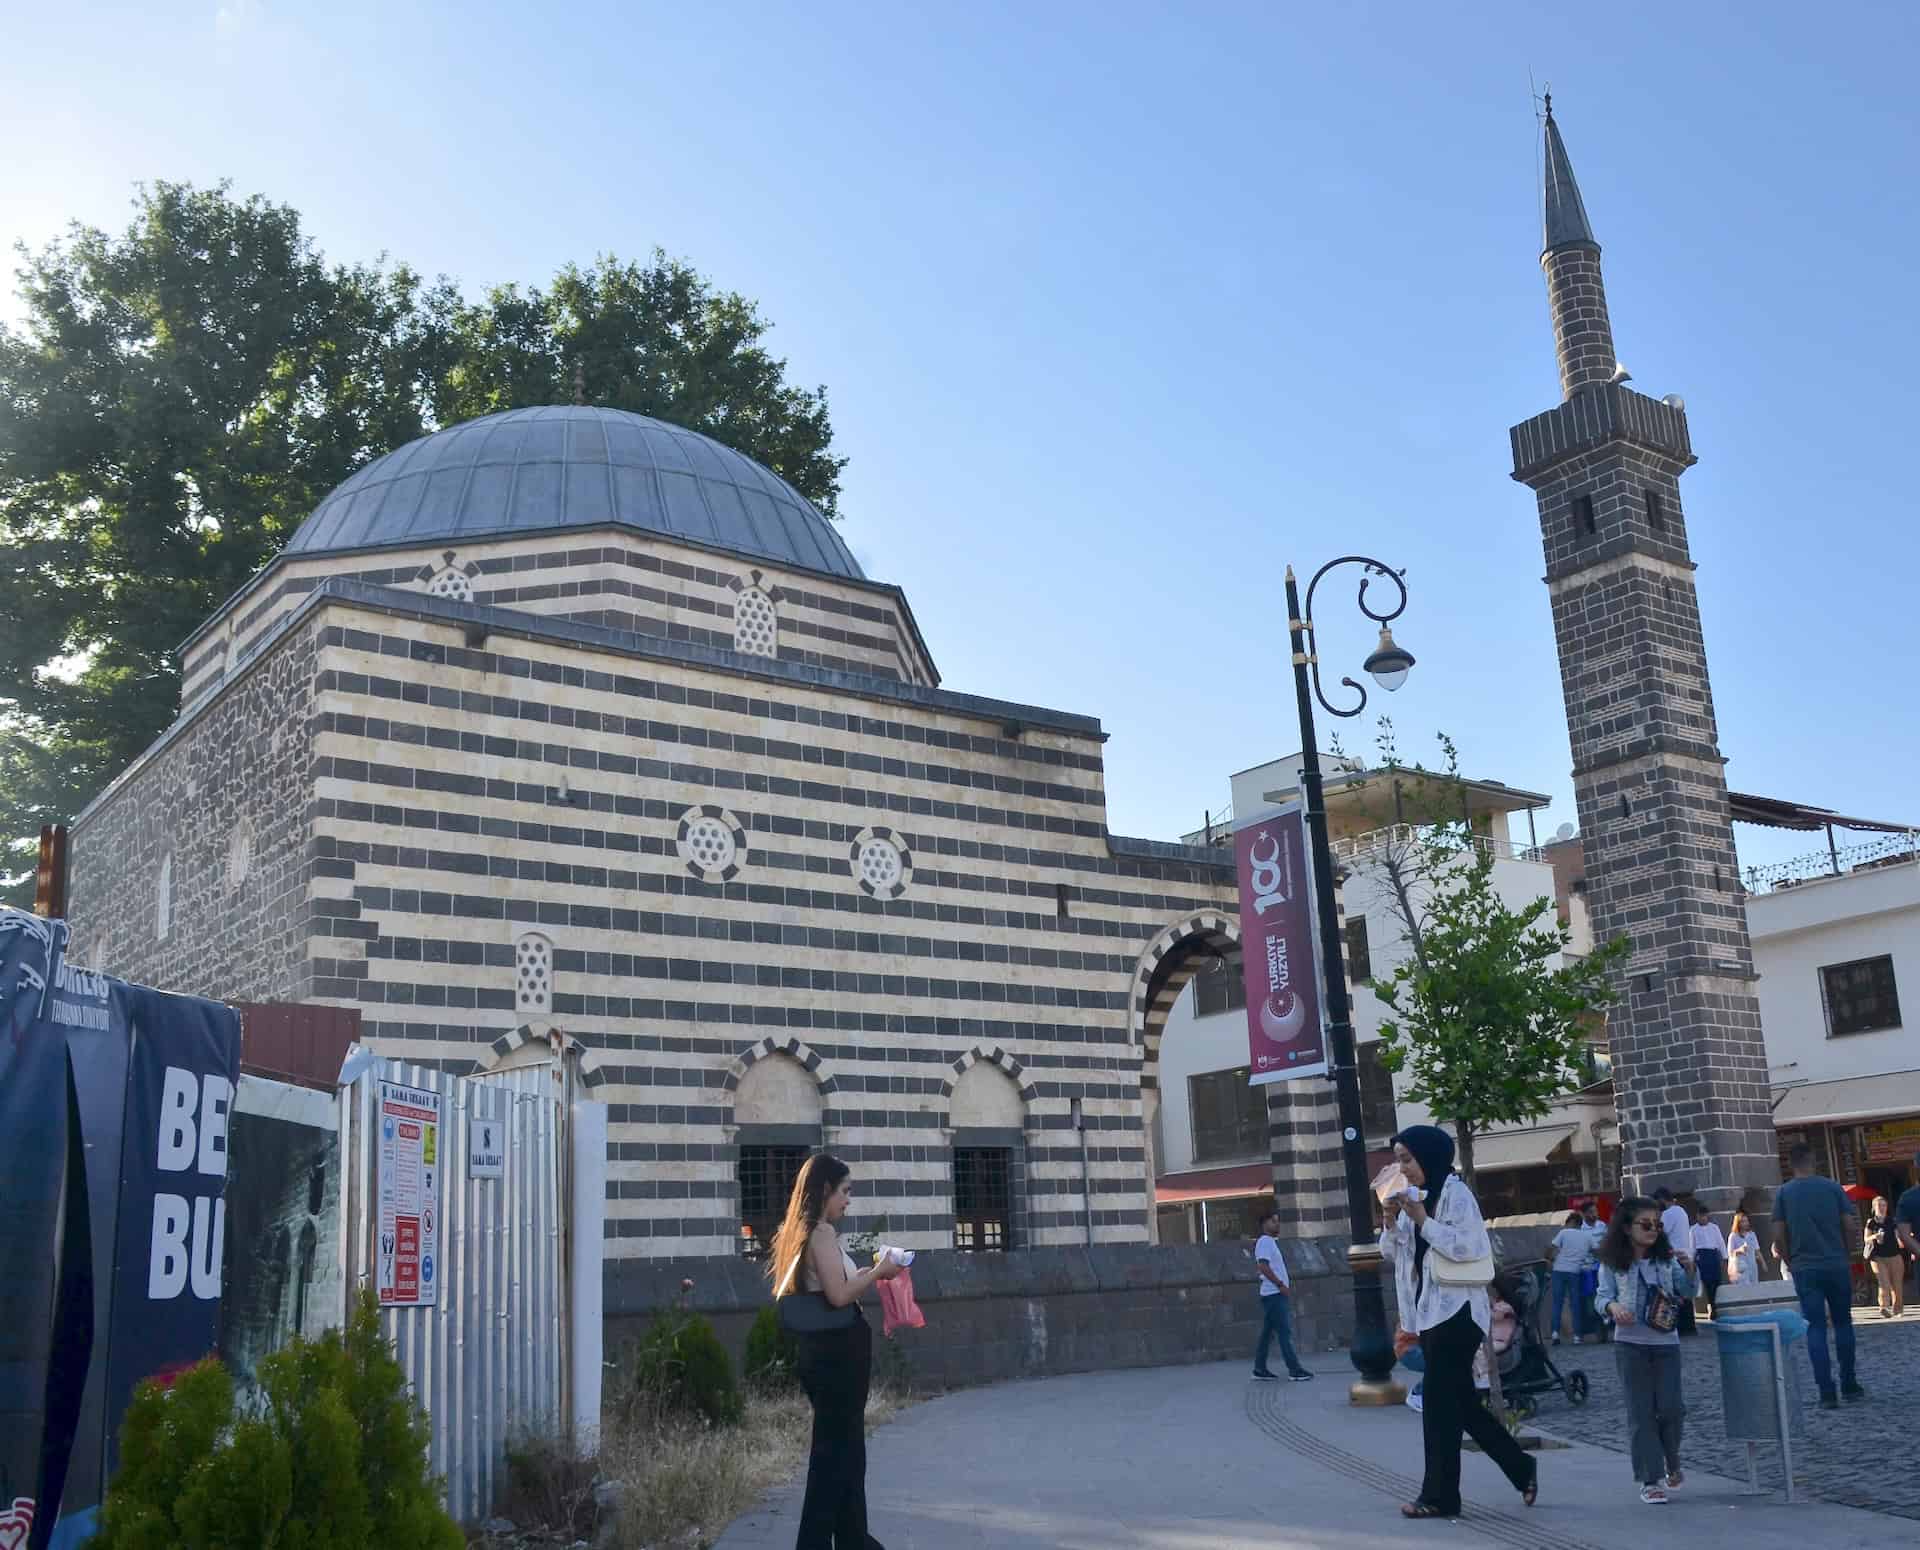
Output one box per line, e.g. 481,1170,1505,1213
1406,1391,1424,1413
1551,1334,1560,1345
1572,1335,1584,1345
1640,1485,1668,1505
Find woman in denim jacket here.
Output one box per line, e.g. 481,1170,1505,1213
1595,1196,1699,1504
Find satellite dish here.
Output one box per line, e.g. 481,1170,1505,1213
1554,823,1576,842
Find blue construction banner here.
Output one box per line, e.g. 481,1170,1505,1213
0,910,68,1550
0,907,240,1549
102,981,241,1479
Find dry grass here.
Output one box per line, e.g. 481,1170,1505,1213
597,1381,911,1550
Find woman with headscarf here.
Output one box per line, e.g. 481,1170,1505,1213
1380,1124,1538,1519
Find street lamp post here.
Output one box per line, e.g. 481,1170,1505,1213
1281,556,1414,1403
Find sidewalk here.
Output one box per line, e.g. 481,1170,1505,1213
714,1355,1887,1550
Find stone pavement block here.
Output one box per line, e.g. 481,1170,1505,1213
711,1354,1896,1549
1532,1313,1920,1521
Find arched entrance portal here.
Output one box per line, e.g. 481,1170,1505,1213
1129,913,1345,1242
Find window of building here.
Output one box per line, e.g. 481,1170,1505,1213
737,1144,810,1258
1574,493,1597,537
1345,915,1373,985
156,853,173,941
1189,1066,1268,1164
1644,488,1666,532
1820,955,1901,1038
1192,952,1246,1018
953,1146,1012,1251
1356,1042,1398,1146
426,566,474,601
733,587,778,658
514,931,554,1015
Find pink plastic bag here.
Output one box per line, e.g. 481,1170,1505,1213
875,1266,925,1336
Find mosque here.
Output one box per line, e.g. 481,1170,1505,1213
66,99,1771,1278
63,402,1348,1261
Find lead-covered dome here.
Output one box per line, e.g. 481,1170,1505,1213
286,405,861,579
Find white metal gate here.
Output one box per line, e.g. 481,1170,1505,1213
340,1059,567,1522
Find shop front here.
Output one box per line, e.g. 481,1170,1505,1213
1772,1072,1920,1203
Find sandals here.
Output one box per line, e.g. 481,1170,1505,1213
1400,1501,1457,1519
1522,1465,1539,1507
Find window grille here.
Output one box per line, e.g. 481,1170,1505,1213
738,1145,810,1258
1189,1067,1268,1164
953,1146,1012,1251
734,588,778,657
514,932,553,1014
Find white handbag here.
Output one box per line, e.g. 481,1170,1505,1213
1430,1248,1495,1287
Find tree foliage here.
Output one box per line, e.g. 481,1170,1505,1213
0,181,843,901
1351,723,1628,1182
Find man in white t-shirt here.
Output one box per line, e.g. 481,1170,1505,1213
1546,1212,1595,1343
1655,1188,1700,1335
1251,1208,1313,1381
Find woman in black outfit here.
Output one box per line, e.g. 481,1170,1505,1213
768,1153,903,1549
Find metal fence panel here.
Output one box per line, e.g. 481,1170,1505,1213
341,1060,565,1523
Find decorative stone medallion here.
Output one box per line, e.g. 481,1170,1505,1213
848,826,913,899
677,804,749,883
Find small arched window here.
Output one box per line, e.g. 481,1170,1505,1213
514,931,554,1015
156,853,174,941
733,587,778,658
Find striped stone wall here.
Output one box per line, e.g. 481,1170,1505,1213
74,578,1274,1260
180,529,936,714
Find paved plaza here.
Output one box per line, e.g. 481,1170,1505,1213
714,1346,1897,1550
1536,1308,1920,1520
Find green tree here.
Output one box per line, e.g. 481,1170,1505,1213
1350,724,1628,1183
0,182,843,903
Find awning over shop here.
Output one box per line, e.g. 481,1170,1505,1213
1773,1069,1920,1128
1470,1124,1577,1174
1155,1163,1271,1205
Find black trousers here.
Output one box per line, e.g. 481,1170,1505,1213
794,1314,882,1549
1417,1304,1534,1514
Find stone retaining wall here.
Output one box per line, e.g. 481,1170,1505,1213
605,1238,1370,1391
604,1226,1570,1395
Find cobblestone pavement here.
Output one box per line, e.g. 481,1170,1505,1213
1529,1310,1920,1520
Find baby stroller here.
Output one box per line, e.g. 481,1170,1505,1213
1492,1261,1588,1419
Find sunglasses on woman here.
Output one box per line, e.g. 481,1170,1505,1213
1632,1218,1661,1231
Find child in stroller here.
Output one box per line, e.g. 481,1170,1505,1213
1401,1265,1589,1417
1494,1260,1591,1418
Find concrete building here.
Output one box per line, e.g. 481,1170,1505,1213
1509,101,1778,1210
1153,754,1617,1237
1745,817,1919,1202
64,404,1278,1263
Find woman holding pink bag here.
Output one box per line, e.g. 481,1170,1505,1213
768,1154,903,1549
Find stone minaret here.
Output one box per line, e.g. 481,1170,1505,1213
1509,101,1776,1212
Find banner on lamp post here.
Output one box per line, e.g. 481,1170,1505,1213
1233,803,1329,1085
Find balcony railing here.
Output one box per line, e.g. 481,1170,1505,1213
1329,824,1546,867
1743,832,1919,896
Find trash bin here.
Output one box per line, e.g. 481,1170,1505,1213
1717,1308,1809,1499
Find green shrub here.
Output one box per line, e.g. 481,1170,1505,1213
94,1292,463,1550
619,1311,744,1428
742,1305,799,1391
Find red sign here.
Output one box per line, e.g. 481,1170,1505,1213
393,1215,421,1301
1233,804,1328,1084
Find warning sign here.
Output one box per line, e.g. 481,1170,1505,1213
377,1080,441,1307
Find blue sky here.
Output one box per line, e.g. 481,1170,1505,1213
4,3,1915,874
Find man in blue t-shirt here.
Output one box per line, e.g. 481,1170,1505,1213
1896,1151,1920,1278
1772,1143,1862,1406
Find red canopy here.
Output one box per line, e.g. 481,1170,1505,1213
1843,1183,1877,1202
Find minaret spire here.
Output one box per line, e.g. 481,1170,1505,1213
1542,96,1597,254
1536,99,1618,399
